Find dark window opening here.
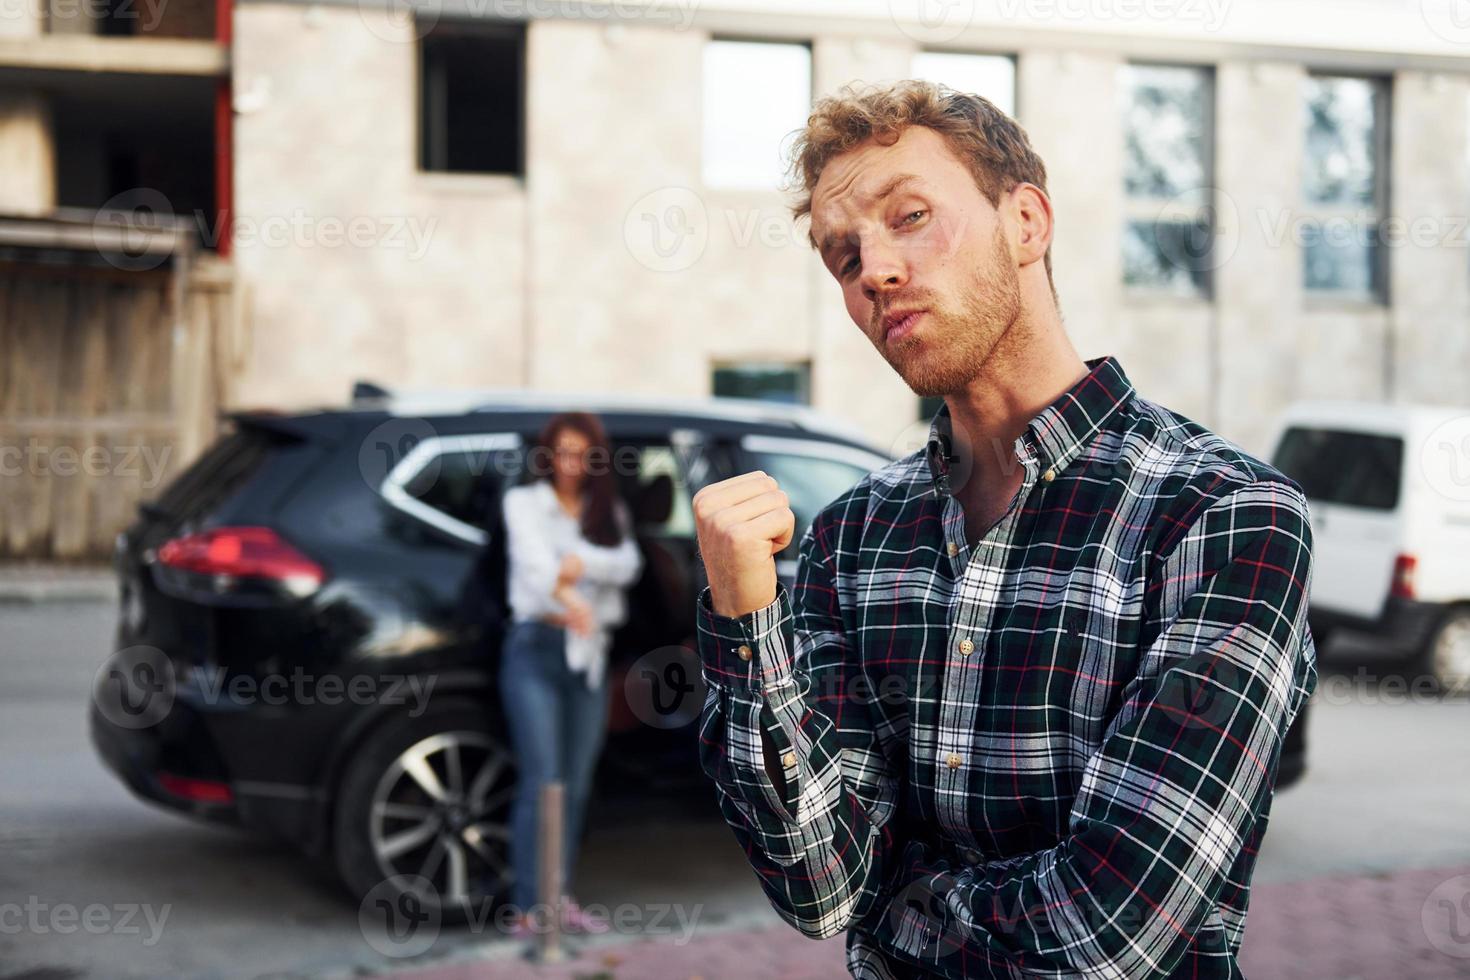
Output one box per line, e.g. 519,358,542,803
713,363,811,405
52,74,217,246
419,20,526,175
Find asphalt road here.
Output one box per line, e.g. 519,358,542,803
1,599,1467,979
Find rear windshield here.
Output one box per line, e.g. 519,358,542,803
1271,426,1403,510
151,425,277,523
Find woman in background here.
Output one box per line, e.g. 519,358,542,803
499,411,642,935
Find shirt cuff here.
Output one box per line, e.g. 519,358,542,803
695,585,795,693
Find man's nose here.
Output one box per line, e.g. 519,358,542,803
860,244,908,302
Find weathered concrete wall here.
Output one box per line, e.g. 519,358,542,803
232,3,527,409
229,6,1470,458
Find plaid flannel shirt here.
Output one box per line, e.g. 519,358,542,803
696,356,1318,979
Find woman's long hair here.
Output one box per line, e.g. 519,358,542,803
530,411,624,547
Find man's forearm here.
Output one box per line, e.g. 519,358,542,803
696,584,901,939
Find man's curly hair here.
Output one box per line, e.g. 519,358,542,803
787,79,1054,286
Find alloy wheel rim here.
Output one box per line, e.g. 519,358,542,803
369,731,516,910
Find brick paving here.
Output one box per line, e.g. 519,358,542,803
384,863,1470,979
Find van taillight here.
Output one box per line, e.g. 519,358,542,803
158,526,325,592
1390,554,1418,600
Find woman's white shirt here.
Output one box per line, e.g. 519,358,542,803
500,481,643,688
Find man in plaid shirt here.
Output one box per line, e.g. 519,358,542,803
692,81,1318,978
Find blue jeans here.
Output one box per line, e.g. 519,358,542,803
498,619,610,909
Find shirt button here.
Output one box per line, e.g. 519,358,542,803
737,644,753,661
946,541,959,558
1042,467,1056,482
946,753,962,769
958,638,974,656
781,751,797,768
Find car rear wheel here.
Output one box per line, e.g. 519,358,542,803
1424,608,1470,696
334,699,517,925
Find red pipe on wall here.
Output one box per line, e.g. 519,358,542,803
213,0,233,257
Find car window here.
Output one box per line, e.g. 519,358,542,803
383,434,524,543
404,447,522,530
1271,426,1403,511
620,444,696,537
744,445,882,560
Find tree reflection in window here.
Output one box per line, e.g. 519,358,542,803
1121,64,1213,297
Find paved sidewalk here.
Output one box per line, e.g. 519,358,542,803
381,863,1470,979
0,562,114,603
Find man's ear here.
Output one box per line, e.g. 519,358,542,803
1010,183,1054,269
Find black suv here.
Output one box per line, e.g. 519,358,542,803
90,389,890,920
90,388,1311,922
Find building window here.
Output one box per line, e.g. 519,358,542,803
702,40,812,189
712,362,811,404
1302,75,1388,300
1120,64,1214,297
911,51,1016,117
419,21,525,175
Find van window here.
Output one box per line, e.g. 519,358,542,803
1271,427,1403,510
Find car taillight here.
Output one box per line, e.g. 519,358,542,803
1390,554,1417,600
158,526,325,594
156,772,234,805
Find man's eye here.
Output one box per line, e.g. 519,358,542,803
903,210,927,225
840,257,859,277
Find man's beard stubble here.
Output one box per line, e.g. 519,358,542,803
874,227,1023,399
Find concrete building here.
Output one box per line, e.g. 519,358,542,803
4,0,1470,556
225,0,1470,460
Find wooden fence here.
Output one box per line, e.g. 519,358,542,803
0,254,241,561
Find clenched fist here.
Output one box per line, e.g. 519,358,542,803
693,471,796,618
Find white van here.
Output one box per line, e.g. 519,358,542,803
1266,402,1470,691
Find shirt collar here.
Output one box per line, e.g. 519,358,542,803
924,356,1135,496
